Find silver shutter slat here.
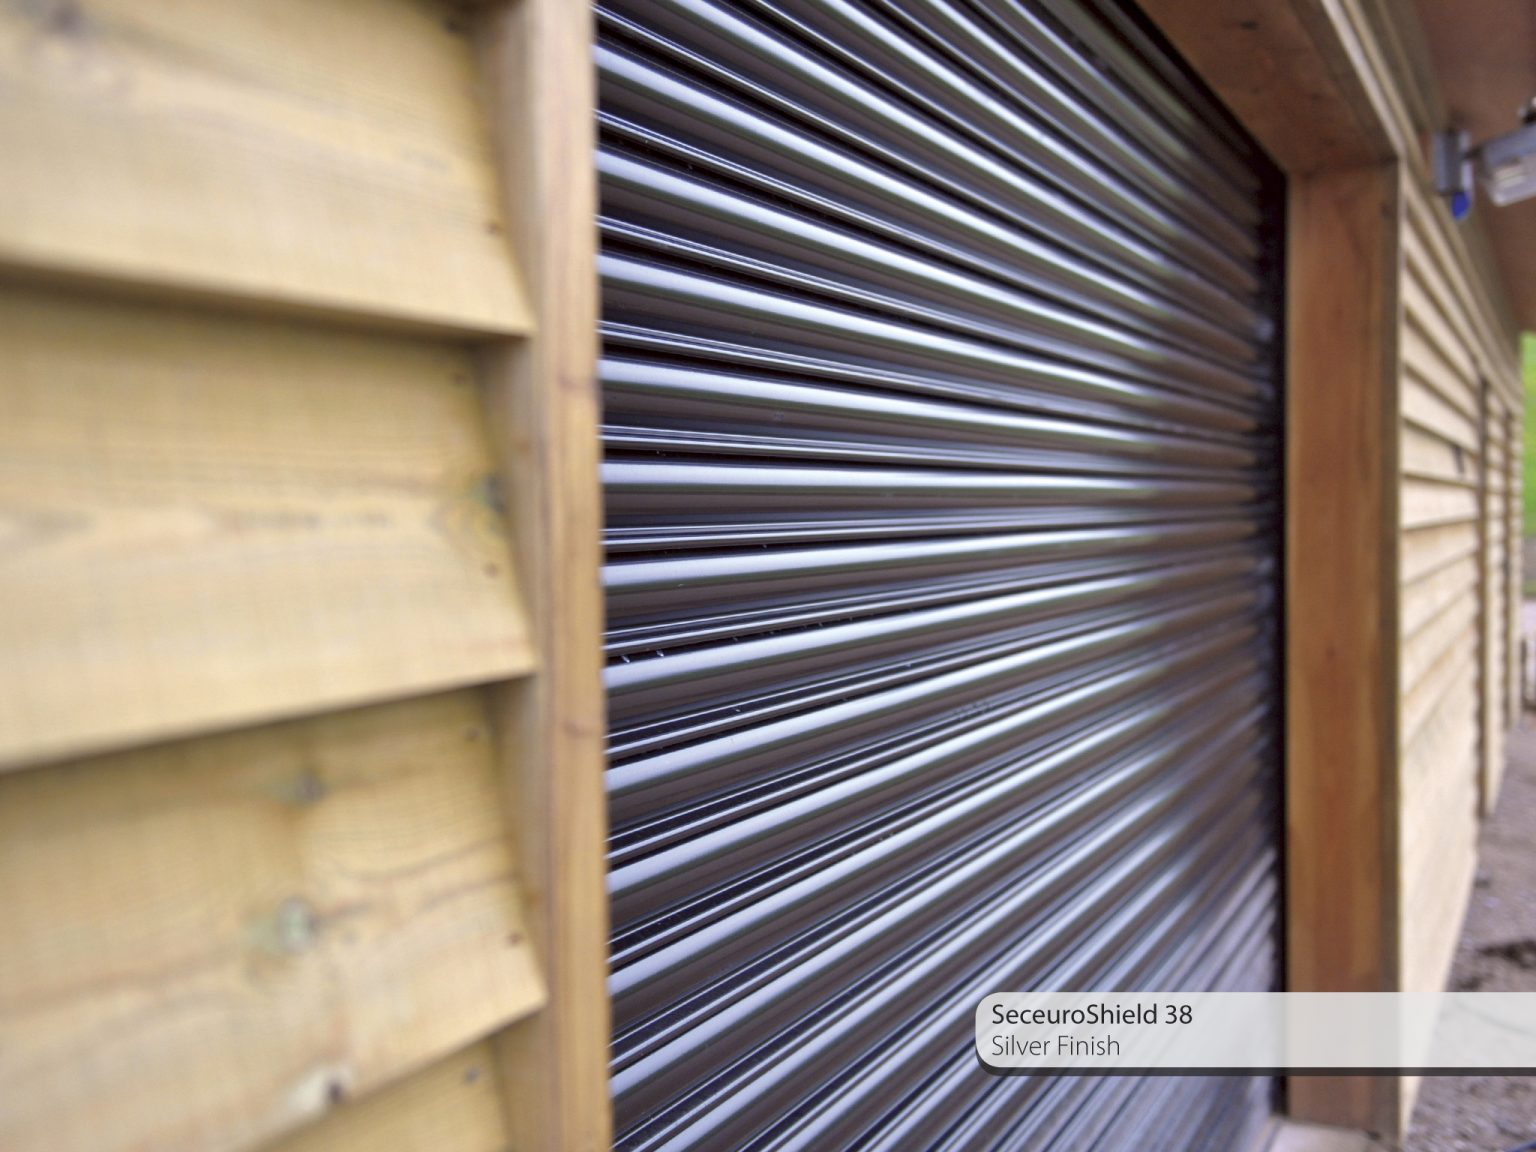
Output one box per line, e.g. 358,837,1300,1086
751,0,1260,262
599,166,1267,388
601,324,1267,438
605,522,1258,618
601,358,1260,470
610,624,1264,922
598,107,1263,356
610,661,1269,1025
962,0,1264,216
767,821,1278,1151
600,1,1261,306
600,257,1271,425
607,588,1264,808
607,555,1259,715
600,0,1282,1146
872,0,1261,228
609,586,1262,776
1026,0,1267,195
618,731,1273,1149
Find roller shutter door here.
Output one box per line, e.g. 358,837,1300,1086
597,1,1284,1148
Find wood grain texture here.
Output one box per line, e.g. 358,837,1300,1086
258,1042,509,1152
1134,0,1393,173
1401,631,1474,753
1402,374,1478,452
1395,225,1486,1006
1285,164,1400,1134
0,691,545,1152
1400,423,1475,485
1399,647,1478,998
1400,551,1477,642
0,285,534,769
1400,522,1477,586
475,2,611,1149
1400,478,1478,530
0,0,528,333
1400,579,1474,701
1403,185,1522,403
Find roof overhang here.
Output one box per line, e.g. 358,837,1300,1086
1415,0,1536,333
1141,0,1535,336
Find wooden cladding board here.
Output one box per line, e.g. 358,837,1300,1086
0,0,528,333
0,691,545,1152
1484,403,1511,808
0,285,534,769
0,0,599,1150
1396,180,1516,994
257,1043,509,1152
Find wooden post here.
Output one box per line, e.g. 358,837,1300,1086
477,3,611,1150
1284,164,1402,1135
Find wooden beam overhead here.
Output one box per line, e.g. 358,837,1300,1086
1284,163,1402,1136
1137,0,1395,173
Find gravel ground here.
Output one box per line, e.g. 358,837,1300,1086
1405,710,1536,1151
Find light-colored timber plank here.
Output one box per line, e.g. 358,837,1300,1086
1403,249,1481,388
1400,666,1475,811
1400,667,1479,997
1404,183,1521,403
1401,522,1478,586
1401,589,1474,697
1402,374,1478,451
1400,323,1476,420
1400,812,1477,993
259,1043,509,1152
1400,477,1479,530
0,0,528,333
0,285,534,770
474,2,612,1150
1400,550,1476,638
1401,632,1474,751
1486,403,1512,808
0,691,545,1152
1402,708,1477,827
1400,421,1477,486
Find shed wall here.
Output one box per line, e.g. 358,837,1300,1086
0,2,606,1151
1397,175,1524,996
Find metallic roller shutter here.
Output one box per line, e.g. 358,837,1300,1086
597,0,1283,1148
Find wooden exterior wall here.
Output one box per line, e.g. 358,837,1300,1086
0,3,608,1152
1398,177,1524,995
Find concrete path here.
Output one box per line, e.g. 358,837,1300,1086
1406,715,1536,1149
